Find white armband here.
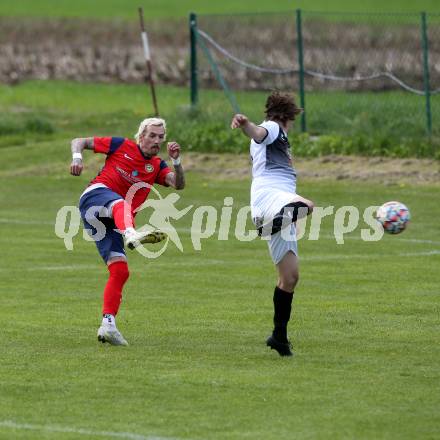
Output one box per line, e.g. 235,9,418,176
72,152,83,160
172,156,181,166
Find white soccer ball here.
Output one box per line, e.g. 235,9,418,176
376,201,410,234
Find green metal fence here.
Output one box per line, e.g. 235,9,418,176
189,10,440,140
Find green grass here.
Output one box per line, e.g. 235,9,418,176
0,124,439,439
0,0,438,20
0,80,438,157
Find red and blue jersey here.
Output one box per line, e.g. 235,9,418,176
88,137,172,214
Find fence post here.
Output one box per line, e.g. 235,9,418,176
420,11,432,136
296,9,306,132
190,12,198,108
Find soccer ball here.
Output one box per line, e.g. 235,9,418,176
376,201,410,234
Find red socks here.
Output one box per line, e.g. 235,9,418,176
112,200,134,232
102,201,132,315
102,261,129,316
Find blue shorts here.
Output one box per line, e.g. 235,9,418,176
79,187,125,263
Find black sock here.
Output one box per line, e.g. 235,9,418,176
272,286,294,342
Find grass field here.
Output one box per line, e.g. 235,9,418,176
0,0,438,20
1,1,439,437
0,77,439,439
1,119,440,439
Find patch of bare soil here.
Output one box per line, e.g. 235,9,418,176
2,151,437,184
183,153,440,185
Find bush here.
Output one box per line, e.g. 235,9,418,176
166,109,244,153
24,117,54,134
167,110,440,158
165,108,439,158
292,132,439,158
0,115,55,137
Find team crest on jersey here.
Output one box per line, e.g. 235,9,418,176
145,164,154,173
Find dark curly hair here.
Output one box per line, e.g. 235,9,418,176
265,91,303,124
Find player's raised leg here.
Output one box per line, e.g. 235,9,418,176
111,199,167,249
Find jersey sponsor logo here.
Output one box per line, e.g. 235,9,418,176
115,166,141,184
145,164,154,173
124,153,134,160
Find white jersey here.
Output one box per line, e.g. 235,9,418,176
250,120,297,222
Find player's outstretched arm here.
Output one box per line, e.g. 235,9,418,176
165,141,185,190
70,137,93,176
230,114,267,143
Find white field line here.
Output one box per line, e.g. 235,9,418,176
0,420,184,440
0,218,54,225
0,250,437,273
319,233,440,246
0,218,440,248
26,265,102,271
166,228,440,246
169,227,440,245
131,250,440,264
300,249,440,261
2,218,439,246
